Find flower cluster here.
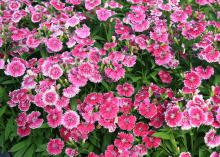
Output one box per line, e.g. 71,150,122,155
0,0,220,156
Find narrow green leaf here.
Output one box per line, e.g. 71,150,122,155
10,140,30,152
153,132,171,140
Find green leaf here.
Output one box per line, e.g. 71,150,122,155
153,132,171,140
0,105,7,117
5,118,14,140
10,140,30,152
23,145,35,157
1,80,18,85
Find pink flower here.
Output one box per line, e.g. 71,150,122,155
62,110,80,129
68,68,88,87
27,111,43,129
63,85,80,98
158,70,173,84
143,131,161,148
5,60,26,77
17,124,31,137
48,64,63,80
47,138,64,155
9,1,20,11
21,75,36,89
78,62,94,77
16,112,27,126
0,59,5,69
42,89,59,106
99,102,119,119
116,83,134,97
133,122,149,137
204,129,220,148
138,101,157,119
114,132,134,151
31,13,41,23
46,37,63,52
96,8,113,21
188,106,206,127
179,152,191,157
180,111,191,130
26,35,41,48
99,118,116,132
216,107,220,123
85,0,101,10
165,106,182,127
210,152,220,157
195,66,214,79
171,10,188,23
65,16,80,28
47,108,63,128
118,115,136,131
183,71,201,89
50,0,65,11
75,24,90,38
65,148,78,157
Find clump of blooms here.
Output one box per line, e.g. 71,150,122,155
1,0,220,156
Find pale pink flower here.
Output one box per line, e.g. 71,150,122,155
5,60,26,77
63,85,80,98
42,89,59,106
204,129,220,148
179,152,191,157
27,111,43,129
48,64,63,80
96,8,114,21
75,24,90,38
85,0,101,10
62,110,80,129
188,106,206,127
46,37,63,52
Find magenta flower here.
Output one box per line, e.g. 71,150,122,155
47,138,64,155
118,115,136,131
116,83,135,97
184,71,201,89
165,106,182,127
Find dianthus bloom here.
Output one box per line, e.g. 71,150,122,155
179,152,191,157
46,37,63,52
75,24,90,38
47,138,64,155
42,89,59,106
62,110,80,129
5,60,26,77
188,106,206,127
165,106,182,127
143,131,161,148
204,129,220,148
158,70,173,84
96,8,114,21
118,115,136,131
27,111,43,129
47,108,63,128
114,132,134,151
210,152,220,157
85,0,101,10
48,64,63,80
99,102,119,119
65,148,79,157
183,71,201,89
133,122,149,137
116,83,135,97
